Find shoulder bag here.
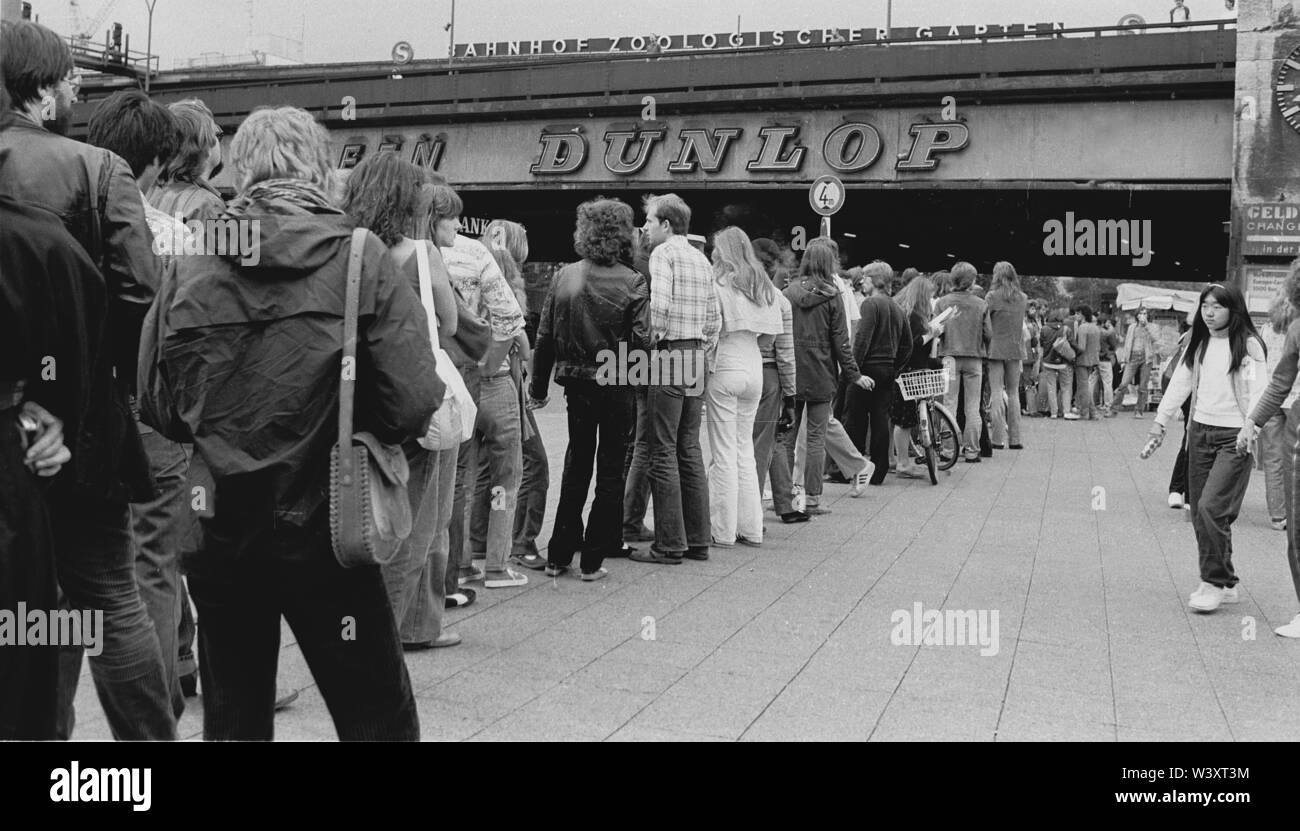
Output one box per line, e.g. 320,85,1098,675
414,242,477,450
329,228,413,568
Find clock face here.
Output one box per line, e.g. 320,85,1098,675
1276,45,1300,131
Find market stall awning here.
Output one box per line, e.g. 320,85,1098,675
1115,283,1202,313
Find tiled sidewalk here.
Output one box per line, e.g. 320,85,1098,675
73,404,1300,741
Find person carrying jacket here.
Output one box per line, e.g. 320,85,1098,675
845,260,912,485
1038,308,1077,419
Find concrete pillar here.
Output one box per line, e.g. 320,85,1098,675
1231,0,1300,313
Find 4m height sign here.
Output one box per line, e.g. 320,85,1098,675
809,175,845,237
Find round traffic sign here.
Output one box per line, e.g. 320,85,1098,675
809,175,845,217
392,41,414,64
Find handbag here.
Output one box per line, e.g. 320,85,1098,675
1051,323,1077,361
413,242,477,450
329,228,413,568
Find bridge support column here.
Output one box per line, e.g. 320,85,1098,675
1230,0,1300,312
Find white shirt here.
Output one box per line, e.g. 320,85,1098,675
835,276,861,324
1156,336,1268,430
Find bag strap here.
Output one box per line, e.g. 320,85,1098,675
414,241,439,350
338,228,367,483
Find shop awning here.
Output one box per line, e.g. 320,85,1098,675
1115,283,1202,313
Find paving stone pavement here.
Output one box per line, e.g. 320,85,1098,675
71,400,1300,741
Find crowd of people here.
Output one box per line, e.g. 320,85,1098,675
3,18,1300,742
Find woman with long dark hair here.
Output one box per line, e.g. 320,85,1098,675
890,274,941,477
1146,284,1268,613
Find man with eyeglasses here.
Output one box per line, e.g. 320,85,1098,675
0,20,174,740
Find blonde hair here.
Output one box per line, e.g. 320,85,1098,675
711,226,774,306
484,219,529,311
990,260,1026,303
229,106,335,194
894,274,935,321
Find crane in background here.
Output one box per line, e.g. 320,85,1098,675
68,0,118,45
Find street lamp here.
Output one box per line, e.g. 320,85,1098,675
446,0,455,66
886,0,892,32
144,0,158,92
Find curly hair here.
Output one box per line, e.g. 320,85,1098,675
229,106,334,194
574,198,633,267
341,150,422,248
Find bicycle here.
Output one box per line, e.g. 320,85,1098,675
895,369,960,485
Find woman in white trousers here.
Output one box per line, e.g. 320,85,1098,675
705,227,783,546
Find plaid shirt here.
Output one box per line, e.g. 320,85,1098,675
648,235,720,348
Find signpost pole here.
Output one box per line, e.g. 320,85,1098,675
821,216,831,238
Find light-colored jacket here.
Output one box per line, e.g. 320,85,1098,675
758,292,797,397
1156,336,1268,433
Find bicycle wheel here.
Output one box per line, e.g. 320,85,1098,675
928,401,961,471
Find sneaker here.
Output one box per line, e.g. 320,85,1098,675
791,485,806,513
1167,492,1184,509
1222,586,1240,604
849,463,874,497
1188,582,1224,613
804,504,832,515
1275,613,1300,638
1050,413,1061,419
897,464,927,480
710,537,736,548
964,454,981,463
1271,518,1288,531
484,568,529,588
1133,411,1144,419
544,563,570,578
445,588,476,609
735,536,762,547
457,566,485,586
581,568,609,582
1063,413,1080,421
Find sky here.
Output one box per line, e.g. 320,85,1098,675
33,0,1238,67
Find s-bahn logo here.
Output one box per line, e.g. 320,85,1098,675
528,121,970,176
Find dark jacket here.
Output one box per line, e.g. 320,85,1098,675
854,295,912,372
530,260,648,397
146,178,226,224
0,122,156,503
901,310,943,372
784,278,860,401
157,199,442,531
1041,319,1075,365
0,191,144,507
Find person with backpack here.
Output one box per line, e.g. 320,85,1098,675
1144,284,1268,613
1039,308,1078,420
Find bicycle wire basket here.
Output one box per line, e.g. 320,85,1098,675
895,369,949,401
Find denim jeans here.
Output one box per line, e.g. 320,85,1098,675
382,446,452,645
1284,402,1300,605
1170,399,1191,497
1120,360,1152,411
446,366,481,594
1074,365,1098,418
706,362,763,544
986,359,1022,445
787,399,831,499
944,356,983,453
1186,421,1253,589
646,347,710,556
130,421,193,721
623,387,652,537
1097,360,1115,411
1262,412,1296,523
399,447,456,642
549,380,631,571
467,373,523,575
54,497,176,740
1039,364,1073,417
753,366,794,515
189,511,418,741
513,408,549,559
792,414,868,489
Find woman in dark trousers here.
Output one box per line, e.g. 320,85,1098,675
1165,311,1195,509
889,274,942,478
1145,285,1267,614
1241,264,1300,637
